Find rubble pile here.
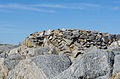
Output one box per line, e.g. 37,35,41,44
22,29,119,57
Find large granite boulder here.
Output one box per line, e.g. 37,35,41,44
53,49,114,79
4,53,25,70
8,54,72,79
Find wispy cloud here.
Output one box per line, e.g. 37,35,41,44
32,3,100,9
112,6,120,10
113,1,120,3
0,4,55,13
0,3,100,13
81,3,100,7
0,23,18,30
32,4,68,9
32,4,85,10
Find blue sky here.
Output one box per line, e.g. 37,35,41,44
0,0,120,44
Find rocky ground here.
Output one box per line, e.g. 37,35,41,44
0,29,120,79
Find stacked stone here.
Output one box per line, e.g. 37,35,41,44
22,29,119,57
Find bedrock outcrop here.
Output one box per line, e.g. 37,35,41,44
0,29,120,79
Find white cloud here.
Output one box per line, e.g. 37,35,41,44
32,4,68,8
112,6,120,10
0,3,100,13
32,3,100,9
0,4,55,13
81,3,100,7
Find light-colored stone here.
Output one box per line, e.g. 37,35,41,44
63,38,72,46
113,55,120,76
108,41,119,49
8,54,72,79
0,58,8,79
8,47,19,55
8,59,48,79
4,53,24,70
53,49,114,79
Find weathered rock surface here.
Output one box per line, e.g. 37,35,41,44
0,44,19,53
4,53,24,70
53,49,114,79
0,44,19,58
8,54,72,79
0,29,120,79
113,55,120,76
0,58,8,79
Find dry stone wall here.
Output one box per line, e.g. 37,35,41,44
22,29,119,57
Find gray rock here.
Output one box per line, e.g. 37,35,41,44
102,36,109,44
72,49,82,58
45,29,52,36
49,47,58,54
80,34,87,39
0,44,19,52
61,46,71,54
88,36,95,40
63,38,73,46
8,58,48,79
53,49,114,79
112,48,120,55
4,59,19,71
27,46,51,57
8,54,72,79
74,42,82,48
33,54,72,78
73,31,79,35
73,31,80,37
0,58,8,79
92,31,99,34
63,32,73,39
4,53,23,70
108,41,119,50
0,53,7,58
63,31,73,36
113,55,120,76
58,43,65,49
